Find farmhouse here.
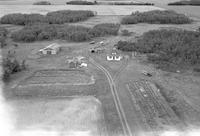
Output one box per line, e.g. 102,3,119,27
39,43,61,55
107,51,123,61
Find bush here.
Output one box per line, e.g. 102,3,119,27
121,29,132,36
66,0,96,5
121,10,192,24
0,10,95,25
0,27,8,48
33,1,51,5
2,57,27,82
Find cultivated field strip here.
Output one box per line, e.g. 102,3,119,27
128,80,182,131
89,58,133,136
19,69,95,85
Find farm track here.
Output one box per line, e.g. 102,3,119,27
127,80,183,134
89,57,133,136
113,58,129,81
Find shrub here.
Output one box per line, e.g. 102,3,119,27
46,10,95,24
33,1,51,5
121,10,192,24
66,0,96,5
121,29,132,36
2,57,27,82
0,27,8,48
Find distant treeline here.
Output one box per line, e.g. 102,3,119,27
11,23,120,42
109,2,154,5
115,29,200,69
33,1,51,5
0,10,95,25
168,0,200,6
66,0,154,5
121,10,192,24
66,0,97,5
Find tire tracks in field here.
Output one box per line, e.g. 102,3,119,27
89,57,133,136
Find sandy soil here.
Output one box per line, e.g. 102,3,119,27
7,96,105,136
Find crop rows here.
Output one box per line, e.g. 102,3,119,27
128,80,182,131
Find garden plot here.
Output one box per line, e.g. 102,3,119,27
127,80,183,132
19,69,95,86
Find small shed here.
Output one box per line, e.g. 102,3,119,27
39,43,61,55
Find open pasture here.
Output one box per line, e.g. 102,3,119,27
0,5,163,17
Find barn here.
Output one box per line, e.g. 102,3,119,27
39,43,61,55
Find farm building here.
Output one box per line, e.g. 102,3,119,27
39,43,61,55
66,56,87,69
107,51,123,61
90,46,105,53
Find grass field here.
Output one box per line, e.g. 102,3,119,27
0,5,163,17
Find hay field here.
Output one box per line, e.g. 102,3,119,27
0,5,163,17
8,96,106,136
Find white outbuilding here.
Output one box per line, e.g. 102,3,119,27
107,52,123,61
39,43,61,55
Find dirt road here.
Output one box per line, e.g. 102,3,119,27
89,57,133,136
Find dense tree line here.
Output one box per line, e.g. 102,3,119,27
116,29,200,67
89,23,120,37
0,10,95,25
168,0,200,6
2,57,26,82
11,23,120,42
66,0,97,5
46,10,95,24
33,1,51,5
0,13,47,25
111,2,154,5
114,41,136,51
0,27,8,48
121,10,192,24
